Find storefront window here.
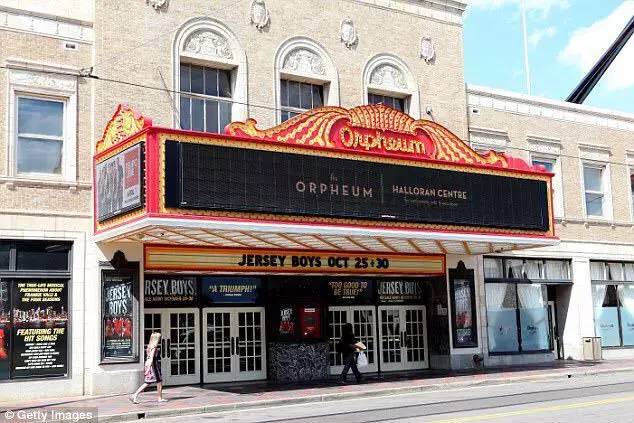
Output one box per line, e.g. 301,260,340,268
486,283,519,353
484,257,571,354
517,284,549,351
591,261,634,348
0,244,9,269
484,258,503,278
15,241,71,271
618,285,634,346
592,284,621,347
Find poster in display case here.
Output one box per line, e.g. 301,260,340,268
449,262,478,348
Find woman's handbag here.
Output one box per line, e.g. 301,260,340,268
356,351,369,367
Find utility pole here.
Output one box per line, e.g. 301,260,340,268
520,0,532,95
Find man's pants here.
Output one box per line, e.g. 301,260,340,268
340,352,362,382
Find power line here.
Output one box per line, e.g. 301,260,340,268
2,65,633,170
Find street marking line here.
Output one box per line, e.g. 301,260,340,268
430,394,634,423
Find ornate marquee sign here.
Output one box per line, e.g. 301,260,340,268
94,104,554,239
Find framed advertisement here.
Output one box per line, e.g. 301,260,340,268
0,280,10,380
100,251,139,363
96,142,144,222
299,306,321,339
449,262,478,348
11,280,69,378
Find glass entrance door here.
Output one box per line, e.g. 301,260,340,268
328,306,377,375
378,305,428,372
202,307,266,383
144,308,200,386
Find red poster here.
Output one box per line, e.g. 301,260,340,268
299,306,321,339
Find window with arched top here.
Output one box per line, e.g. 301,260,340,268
275,38,339,123
363,55,420,118
173,18,247,133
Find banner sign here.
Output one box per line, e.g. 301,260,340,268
165,141,550,232
102,273,134,359
377,279,425,303
202,277,261,304
144,275,198,306
145,246,445,276
11,281,68,378
327,279,374,304
96,143,143,222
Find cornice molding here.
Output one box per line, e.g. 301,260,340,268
352,0,466,25
468,84,634,132
0,6,93,44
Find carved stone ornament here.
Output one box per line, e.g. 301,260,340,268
250,0,270,31
10,69,76,91
340,18,358,48
283,48,325,76
370,64,407,90
183,30,233,60
146,0,168,11
420,36,435,64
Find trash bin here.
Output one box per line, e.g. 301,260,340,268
582,337,602,360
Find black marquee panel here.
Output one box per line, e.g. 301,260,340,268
164,141,550,232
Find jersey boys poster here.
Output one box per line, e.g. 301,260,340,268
11,281,69,378
0,280,9,381
96,143,143,222
102,274,134,359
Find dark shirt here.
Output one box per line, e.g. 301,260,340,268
339,332,357,355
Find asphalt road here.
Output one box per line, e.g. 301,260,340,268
150,371,634,423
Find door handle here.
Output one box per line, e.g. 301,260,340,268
231,337,235,356
166,339,171,358
235,337,240,355
160,339,166,359
401,332,406,348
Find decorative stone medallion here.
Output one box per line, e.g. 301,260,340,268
340,18,358,48
250,0,270,31
370,64,407,90
420,36,435,63
283,48,325,76
146,0,169,11
183,30,233,59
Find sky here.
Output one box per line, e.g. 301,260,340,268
464,0,634,114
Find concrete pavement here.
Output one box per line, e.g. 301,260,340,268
148,371,634,422
2,359,634,422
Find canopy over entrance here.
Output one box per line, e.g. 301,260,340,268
93,104,557,259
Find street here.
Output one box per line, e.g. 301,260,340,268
150,371,634,423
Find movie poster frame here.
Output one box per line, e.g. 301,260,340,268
96,142,145,223
100,252,140,364
449,262,479,348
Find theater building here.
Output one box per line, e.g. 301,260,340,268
91,102,555,387
2,0,634,402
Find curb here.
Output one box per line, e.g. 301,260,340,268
96,365,634,422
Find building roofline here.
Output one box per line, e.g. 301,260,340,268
467,84,634,123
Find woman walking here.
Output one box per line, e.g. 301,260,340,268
130,332,167,403
338,323,363,384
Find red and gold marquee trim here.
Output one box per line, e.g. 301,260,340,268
226,104,542,172
96,104,152,154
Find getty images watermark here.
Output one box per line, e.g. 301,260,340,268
2,407,97,422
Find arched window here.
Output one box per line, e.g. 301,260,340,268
275,37,339,123
363,55,420,118
173,18,247,133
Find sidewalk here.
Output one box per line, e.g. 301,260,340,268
3,359,634,422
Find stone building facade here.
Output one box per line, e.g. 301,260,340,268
0,0,633,401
